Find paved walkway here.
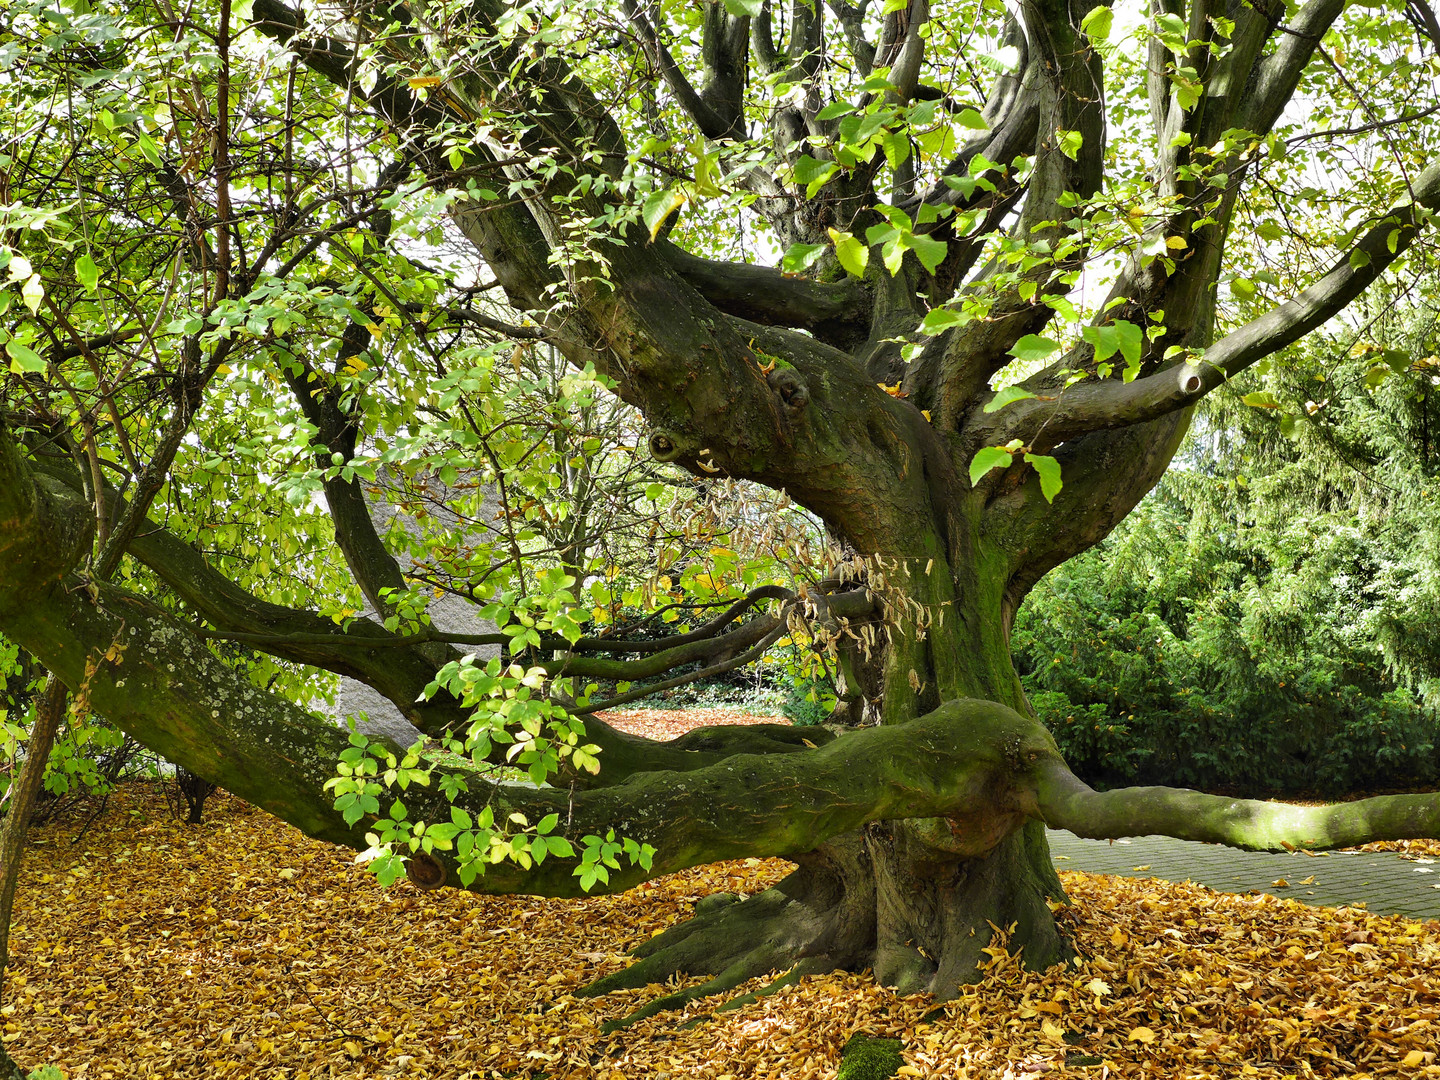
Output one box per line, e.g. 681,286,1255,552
1046,830,1440,920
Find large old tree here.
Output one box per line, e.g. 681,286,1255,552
5,0,1440,1023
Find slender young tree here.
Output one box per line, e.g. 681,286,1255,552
4,0,1440,1027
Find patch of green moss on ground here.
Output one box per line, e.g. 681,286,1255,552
836,1032,903,1080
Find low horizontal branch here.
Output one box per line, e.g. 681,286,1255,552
1039,766,1440,852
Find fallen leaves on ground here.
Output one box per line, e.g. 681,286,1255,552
6,718,1439,1079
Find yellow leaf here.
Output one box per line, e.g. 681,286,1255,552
408,76,442,88
1040,1018,1065,1042
1402,1050,1426,1067
1110,927,1127,947
1165,235,1188,249
921,409,932,421
1272,878,1289,888
1086,977,1111,997
1128,1026,1156,1043
897,1068,923,1076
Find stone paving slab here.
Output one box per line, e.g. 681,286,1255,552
1046,830,1440,920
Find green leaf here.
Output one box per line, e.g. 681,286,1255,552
1382,348,1411,373
133,130,163,167
908,233,948,274
881,130,911,170
882,234,907,276
797,159,839,198
1155,11,1188,44
1241,391,1280,409
829,228,869,277
1171,73,1201,111
5,339,45,374
1009,335,1062,362
20,274,42,316
984,385,1038,413
1082,321,1142,369
816,101,855,121
1080,5,1113,41
969,446,1014,486
76,254,99,294
1057,129,1084,161
722,0,763,14
642,187,687,242
955,108,989,130
1115,321,1143,369
545,835,575,858
781,242,826,273
1024,453,1063,503
920,307,965,334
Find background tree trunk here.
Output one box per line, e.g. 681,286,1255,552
0,679,67,1080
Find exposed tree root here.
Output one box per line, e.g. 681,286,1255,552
582,821,1072,1029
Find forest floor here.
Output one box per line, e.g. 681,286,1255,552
6,708,1440,1079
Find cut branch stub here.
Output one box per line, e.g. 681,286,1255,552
406,850,448,890
766,367,810,412
648,428,685,462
